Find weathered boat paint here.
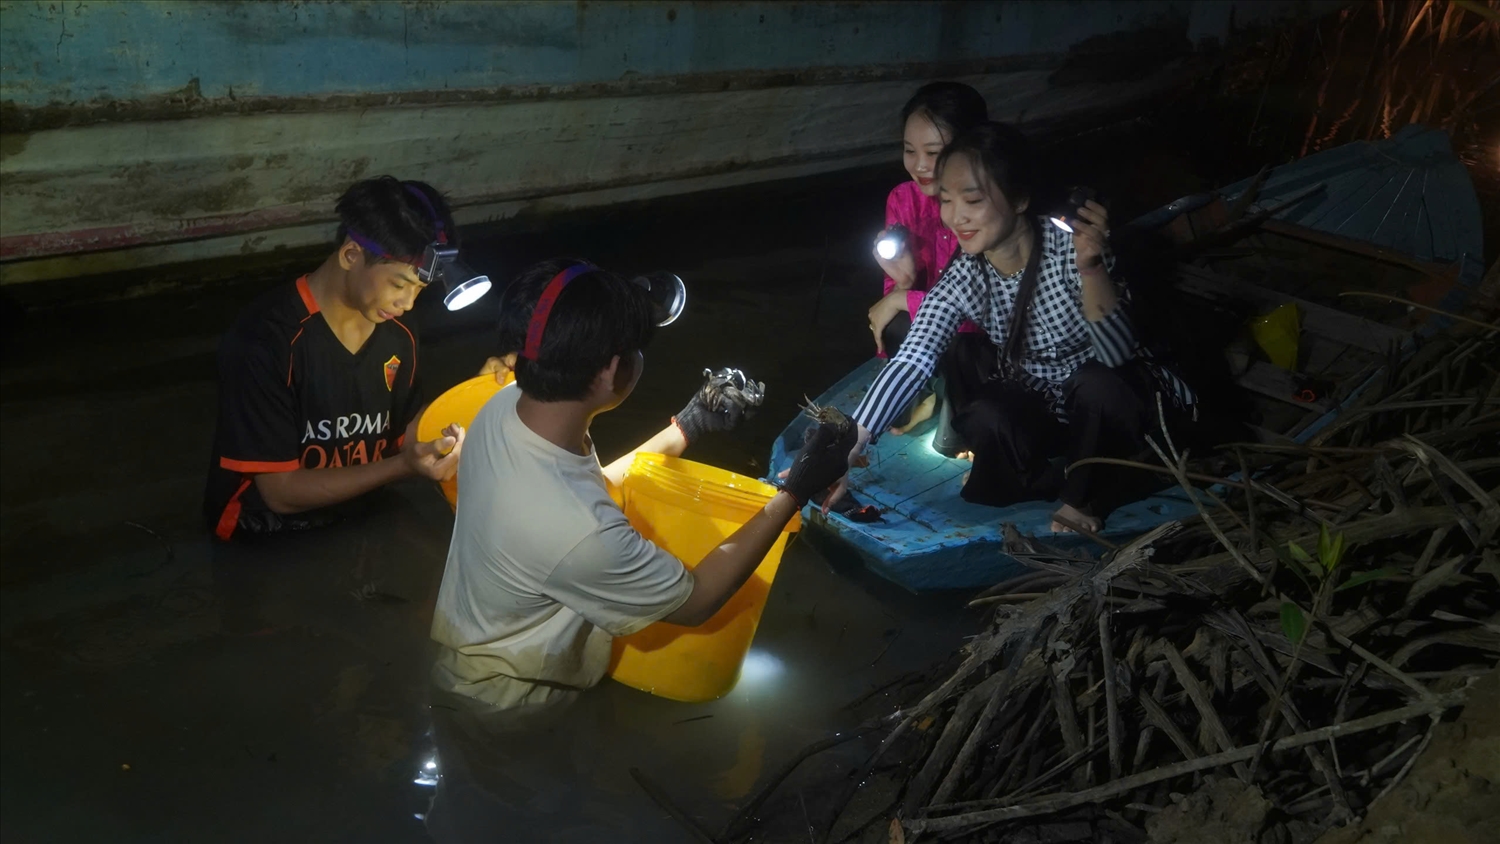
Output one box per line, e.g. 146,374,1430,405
0,0,1338,286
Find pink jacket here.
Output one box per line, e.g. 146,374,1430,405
881,182,978,350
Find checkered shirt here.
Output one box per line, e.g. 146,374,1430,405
853,218,1196,438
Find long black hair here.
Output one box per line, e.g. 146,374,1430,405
936,122,1043,364
899,81,988,144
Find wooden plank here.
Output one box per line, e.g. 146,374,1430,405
1236,361,1331,413
1175,264,1407,355
1257,219,1457,279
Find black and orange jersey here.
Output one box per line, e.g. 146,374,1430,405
204,276,423,540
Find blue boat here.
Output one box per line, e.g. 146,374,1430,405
766,125,1485,592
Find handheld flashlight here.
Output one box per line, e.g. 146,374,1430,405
875,224,910,261
1049,187,1097,234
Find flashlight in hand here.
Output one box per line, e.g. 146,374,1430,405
1049,187,1097,234
875,224,910,261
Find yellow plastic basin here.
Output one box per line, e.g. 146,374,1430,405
418,371,514,510
607,453,800,702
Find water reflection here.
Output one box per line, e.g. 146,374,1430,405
737,649,784,688
415,552,974,843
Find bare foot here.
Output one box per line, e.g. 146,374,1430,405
1051,503,1102,534
889,394,938,436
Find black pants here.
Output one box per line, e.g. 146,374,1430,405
953,360,1163,514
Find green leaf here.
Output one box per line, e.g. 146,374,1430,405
1324,531,1347,573
1285,541,1322,581
1280,602,1307,645
1284,555,1315,592
1335,567,1400,593
1318,525,1333,569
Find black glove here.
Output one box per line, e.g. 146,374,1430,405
782,408,859,506
673,367,766,444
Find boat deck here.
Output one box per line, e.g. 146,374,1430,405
770,360,1200,590
766,125,1485,593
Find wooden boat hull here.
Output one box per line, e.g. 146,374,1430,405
0,0,1339,290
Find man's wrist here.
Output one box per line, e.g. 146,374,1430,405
671,415,696,446
668,417,693,448
765,490,801,520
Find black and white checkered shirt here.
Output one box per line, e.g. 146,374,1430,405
853,218,1196,437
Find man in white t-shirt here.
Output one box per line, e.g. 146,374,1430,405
430,259,854,711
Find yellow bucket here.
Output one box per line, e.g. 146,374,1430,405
417,371,514,510
1250,303,1301,370
607,453,800,702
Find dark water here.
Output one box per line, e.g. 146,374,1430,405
0,97,1464,840
0,144,1166,843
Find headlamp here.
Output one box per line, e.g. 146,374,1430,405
418,244,492,311
403,184,491,311
521,264,689,361
875,224,910,260
633,271,687,327
1049,187,1097,234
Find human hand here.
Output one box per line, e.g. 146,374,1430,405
873,227,918,290
779,411,862,507
815,425,872,514
867,290,909,356
401,415,465,481
1072,200,1111,273
673,367,766,444
478,353,516,383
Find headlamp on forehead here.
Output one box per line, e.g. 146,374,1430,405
404,184,491,311
633,271,687,327
418,244,492,311
521,264,688,361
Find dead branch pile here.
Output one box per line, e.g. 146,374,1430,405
716,319,1499,843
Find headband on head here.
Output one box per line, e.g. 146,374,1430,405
345,184,446,266
521,263,597,361
403,184,448,245
345,228,419,267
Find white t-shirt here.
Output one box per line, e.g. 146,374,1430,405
431,384,694,710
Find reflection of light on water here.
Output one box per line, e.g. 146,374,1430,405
737,649,784,688
413,755,439,787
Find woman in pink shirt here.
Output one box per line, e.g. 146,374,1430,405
867,82,988,436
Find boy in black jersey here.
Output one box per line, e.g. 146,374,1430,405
205,177,492,540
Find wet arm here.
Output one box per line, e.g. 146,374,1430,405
662,491,800,626
254,458,413,514
601,423,689,488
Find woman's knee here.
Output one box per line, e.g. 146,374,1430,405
954,386,1035,444
1065,362,1137,412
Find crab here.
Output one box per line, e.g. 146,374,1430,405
800,397,854,443
699,367,766,414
